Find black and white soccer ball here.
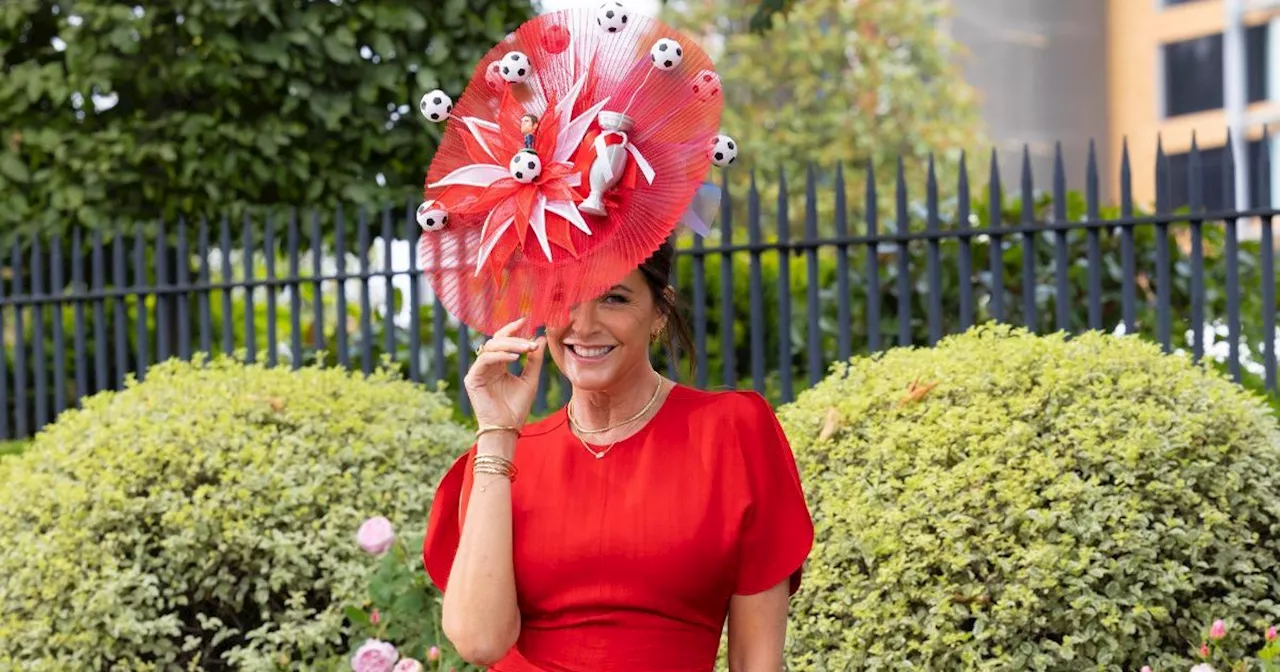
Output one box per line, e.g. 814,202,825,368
650,39,683,71
597,2,629,33
419,90,453,122
709,134,737,167
416,201,449,232
500,51,531,84
509,151,543,184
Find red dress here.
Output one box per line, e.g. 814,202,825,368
423,385,814,671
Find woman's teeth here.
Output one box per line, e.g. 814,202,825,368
569,344,615,358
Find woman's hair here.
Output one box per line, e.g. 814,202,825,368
637,240,697,377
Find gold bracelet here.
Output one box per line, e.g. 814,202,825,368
476,425,520,439
473,455,518,480
473,455,517,491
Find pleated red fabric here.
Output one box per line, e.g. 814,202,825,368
423,386,814,671
416,7,724,337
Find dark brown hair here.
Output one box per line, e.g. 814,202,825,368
638,240,697,377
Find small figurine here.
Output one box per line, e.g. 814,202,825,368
520,113,539,153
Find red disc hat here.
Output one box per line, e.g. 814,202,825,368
414,3,739,336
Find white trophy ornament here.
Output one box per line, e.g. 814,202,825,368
577,111,655,217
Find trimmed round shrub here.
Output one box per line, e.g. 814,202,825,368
778,325,1280,670
0,356,471,670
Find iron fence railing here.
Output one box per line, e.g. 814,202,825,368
2,135,1278,439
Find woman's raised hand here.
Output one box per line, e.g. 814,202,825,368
464,317,547,430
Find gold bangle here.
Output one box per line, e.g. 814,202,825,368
476,425,520,439
474,454,517,480
473,455,517,491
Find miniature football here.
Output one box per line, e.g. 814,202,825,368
709,134,738,167
416,201,449,232
692,69,721,102
509,151,543,184
500,51,532,83
419,90,453,122
597,1,629,33
650,38,683,71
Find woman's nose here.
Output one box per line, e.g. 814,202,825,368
567,302,599,333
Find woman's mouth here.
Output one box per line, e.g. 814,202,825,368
566,344,616,360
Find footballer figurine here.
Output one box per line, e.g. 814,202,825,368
520,113,539,153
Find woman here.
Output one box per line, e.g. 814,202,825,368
423,241,815,670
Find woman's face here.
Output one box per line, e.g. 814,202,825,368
547,269,665,392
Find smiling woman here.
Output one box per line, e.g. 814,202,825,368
412,6,812,670
424,240,814,671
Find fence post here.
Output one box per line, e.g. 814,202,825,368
957,153,974,331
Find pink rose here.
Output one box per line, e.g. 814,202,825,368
1210,619,1227,640
1190,665,1216,672
1267,625,1277,642
1199,643,1210,658
1141,667,1152,672
427,646,440,662
392,660,424,672
351,638,399,672
369,609,381,625
357,517,396,555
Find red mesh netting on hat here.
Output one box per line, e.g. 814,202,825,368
417,6,723,336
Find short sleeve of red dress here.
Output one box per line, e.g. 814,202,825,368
422,446,475,592
730,391,815,596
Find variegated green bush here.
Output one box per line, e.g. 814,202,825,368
0,356,471,671
778,325,1280,671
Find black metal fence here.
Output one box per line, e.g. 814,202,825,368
2,134,1279,440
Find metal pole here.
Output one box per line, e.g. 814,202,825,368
1225,0,1250,207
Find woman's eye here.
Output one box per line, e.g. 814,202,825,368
603,293,628,304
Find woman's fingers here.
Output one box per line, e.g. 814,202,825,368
519,337,547,386
481,336,539,356
466,350,520,384
491,317,527,339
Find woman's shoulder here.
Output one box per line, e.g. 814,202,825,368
664,384,774,422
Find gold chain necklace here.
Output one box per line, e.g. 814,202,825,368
566,371,664,435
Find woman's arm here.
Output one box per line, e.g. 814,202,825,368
440,323,546,665
726,578,792,672
440,431,522,665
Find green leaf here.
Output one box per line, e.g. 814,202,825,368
0,153,30,183
370,32,395,59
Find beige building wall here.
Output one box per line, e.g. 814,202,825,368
1107,0,1280,208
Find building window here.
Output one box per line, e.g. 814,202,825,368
1162,24,1269,118
1166,140,1267,211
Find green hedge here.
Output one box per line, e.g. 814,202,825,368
778,325,1280,670
0,356,471,670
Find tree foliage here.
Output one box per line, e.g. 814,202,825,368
0,0,536,238
663,0,986,233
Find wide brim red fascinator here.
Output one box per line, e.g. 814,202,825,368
413,3,739,336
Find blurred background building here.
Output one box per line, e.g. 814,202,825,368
548,0,1278,214
946,0,1280,214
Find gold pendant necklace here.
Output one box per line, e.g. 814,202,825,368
577,435,619,460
